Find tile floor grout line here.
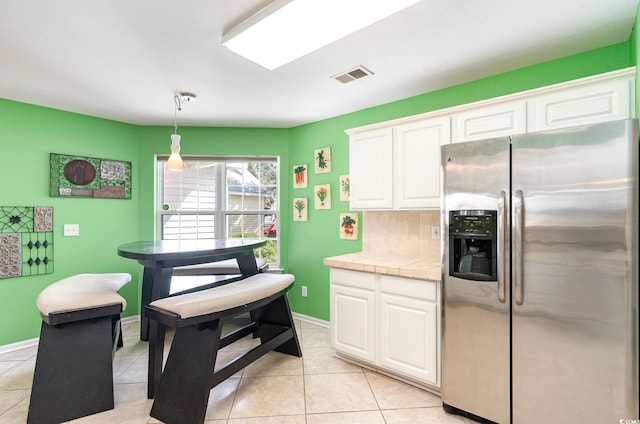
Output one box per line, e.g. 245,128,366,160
1,319,462,423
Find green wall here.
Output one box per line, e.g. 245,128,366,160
0,100,142,345
285,41,633,321
633,4,640,118
0,38,635,346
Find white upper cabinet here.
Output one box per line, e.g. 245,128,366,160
394,117,450,209
528,77,632,131
346,68,634,211
452,100,526,143
349,128,393,209
349,117,450,210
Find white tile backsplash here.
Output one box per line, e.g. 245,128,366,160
362,210,441,262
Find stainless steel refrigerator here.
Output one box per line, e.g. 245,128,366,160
441,119,639,424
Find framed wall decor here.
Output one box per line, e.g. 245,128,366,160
314,184,331,209
0,206,54,279
293,198,308,221
339,174,350,201
314,147,331,174
293,164,308,188
339,213,359,240
50,153,132,199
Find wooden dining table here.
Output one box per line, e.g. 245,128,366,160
117,238,267,341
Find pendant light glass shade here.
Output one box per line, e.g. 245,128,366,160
165,133,184,172
164,92,195,172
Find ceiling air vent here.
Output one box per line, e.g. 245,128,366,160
332,65,374,84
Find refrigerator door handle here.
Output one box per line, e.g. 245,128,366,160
497,190,507,303
514,189,524,305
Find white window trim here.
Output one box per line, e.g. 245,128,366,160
156,155,280,266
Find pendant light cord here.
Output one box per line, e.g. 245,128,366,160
173,95,180,135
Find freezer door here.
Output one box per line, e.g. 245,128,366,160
511,119,639,423
441,137,511,424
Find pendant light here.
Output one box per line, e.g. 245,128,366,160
165,92,197,172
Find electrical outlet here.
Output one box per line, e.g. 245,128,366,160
301,285,308,297
63,224,80,237
431,225,440,239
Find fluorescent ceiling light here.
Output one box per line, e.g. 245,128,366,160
222,0,421,70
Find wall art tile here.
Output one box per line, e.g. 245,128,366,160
314,147,331,174
314,184,331,209
293,198,308,222
50,153,132,199
339,213,359,240
293,164,308,188
0,206,54,279
339,174,350,201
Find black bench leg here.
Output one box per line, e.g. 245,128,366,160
147,318,167,399
254,295,302,357
27,316,115,424
150,320,223,424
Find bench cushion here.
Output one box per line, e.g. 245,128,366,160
36,273,131,317
149,273,294,319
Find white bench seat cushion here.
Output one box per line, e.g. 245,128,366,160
149,273,294,319
37,273,131,317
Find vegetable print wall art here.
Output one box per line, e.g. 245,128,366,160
314,147,331,174
293,164,308,188
293,198,308,221
314,184,331,209
339,175,350,201
340,213,359,240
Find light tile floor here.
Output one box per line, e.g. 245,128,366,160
0,319,475,423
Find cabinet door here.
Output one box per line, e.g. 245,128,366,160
452,100,526,143
330,283,376,362
528,78,632,131
378,293,437,385
393,116,450,209
349,128,393,210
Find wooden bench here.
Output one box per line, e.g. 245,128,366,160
27,273,131,424
145,273,301,424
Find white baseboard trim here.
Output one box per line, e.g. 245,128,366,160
121,315,141,324
0,313,324,354
0,315,142,355
0,337,39,355
292,312,330,328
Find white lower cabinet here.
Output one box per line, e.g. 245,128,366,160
379,275,438,386
330,283,376,362
329,268,440,390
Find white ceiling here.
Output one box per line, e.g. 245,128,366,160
0,0,638,128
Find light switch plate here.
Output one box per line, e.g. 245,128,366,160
431,225,440,239
63,224,80,236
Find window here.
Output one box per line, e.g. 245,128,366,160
157,157,279,265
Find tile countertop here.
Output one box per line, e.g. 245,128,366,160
323,252,442,282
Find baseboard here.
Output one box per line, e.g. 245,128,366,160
121,315,140,324
0,315,142,355
0,314,320,354
0,337,39,355
291,312,329,328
